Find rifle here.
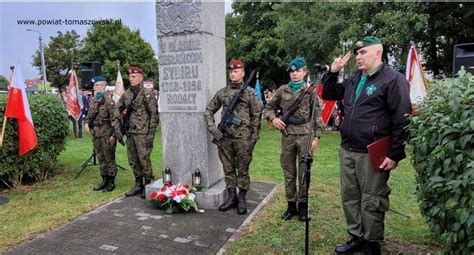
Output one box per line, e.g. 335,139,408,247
299,64,326,255
280,82,317,136
87,96,106,135
119,89,142,139
88,96,125,146
212,70,256,147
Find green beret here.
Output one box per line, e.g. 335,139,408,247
287,56,306,72
91,76,106,84
353,36,382,53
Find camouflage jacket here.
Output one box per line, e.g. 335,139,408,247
117,84,159,136
85,94,120,138
263,84,323,137
204,82,263,141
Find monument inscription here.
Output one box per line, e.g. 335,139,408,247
159,37,203,111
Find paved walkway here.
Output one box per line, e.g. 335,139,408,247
6,181,277,255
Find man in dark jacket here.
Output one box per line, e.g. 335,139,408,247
322,36,411,254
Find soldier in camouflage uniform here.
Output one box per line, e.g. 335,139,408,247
264,57,323,221
204,59,263,215
84,76,121,192
118,66,159,199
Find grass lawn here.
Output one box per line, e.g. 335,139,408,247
0,125,442,253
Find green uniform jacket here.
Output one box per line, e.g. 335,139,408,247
264,84,323,137
204,82,263,142
117,85,159,136
85,95,120,138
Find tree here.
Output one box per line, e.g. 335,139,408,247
79,22,158,88
0,75,8,90
226,2,474,86
226,2,288,89
33,30,82,92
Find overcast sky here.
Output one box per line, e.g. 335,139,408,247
0,1,232,80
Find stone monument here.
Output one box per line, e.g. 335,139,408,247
149,0,226,209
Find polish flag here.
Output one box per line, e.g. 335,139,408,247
406,45,429,104
4,65,37,155
66,70,81,120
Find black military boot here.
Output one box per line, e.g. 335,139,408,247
298,202,308,222
93,175,108,191
362,241,381,255
237,189,247,215
218,188,238,211
103,176,116,192
141,178,153,199
125,177,144,197
334,234,367,253
281,202,298,220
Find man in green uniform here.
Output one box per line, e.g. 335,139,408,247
84,76,121,192
264,57,323,222
118,66,159,199
204,59,263,215
322,36,411,254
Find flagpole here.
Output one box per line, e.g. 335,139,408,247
0,66,15,149
0,116,7,148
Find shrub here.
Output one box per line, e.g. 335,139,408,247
407,70,473,254
0,94,69,187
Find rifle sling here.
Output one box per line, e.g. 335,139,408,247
89,97,106,127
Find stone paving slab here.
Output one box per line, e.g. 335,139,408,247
6,181,277,255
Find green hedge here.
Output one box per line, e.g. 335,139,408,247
407,70,473,254
0,94,69,187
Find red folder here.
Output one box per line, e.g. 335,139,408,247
367,136,392,172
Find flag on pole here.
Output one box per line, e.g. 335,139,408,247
4,65,37,155
255,79,262,101
406,45,429,104
317,84,337,126
66,70,81,120
255,76,262,101
113,69,125,103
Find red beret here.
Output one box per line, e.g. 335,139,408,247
228,59,244,70
128,66,143,75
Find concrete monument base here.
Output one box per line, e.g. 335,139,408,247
145,178,226,210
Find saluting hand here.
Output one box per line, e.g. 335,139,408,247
330,52,352,73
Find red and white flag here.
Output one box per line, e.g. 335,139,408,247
406,45,429,104
317,84,336,126
4,65,37,155
113,69,124,103
66,70,81,120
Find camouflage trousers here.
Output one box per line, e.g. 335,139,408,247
339,147,391,241
126,134,154,178
218,138,252,190
280,134,311,203
92,136,117,177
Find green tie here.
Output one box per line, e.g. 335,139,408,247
355,74,367,101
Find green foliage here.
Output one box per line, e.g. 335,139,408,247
79,22,158,88
407,71,474,253
226,2,474,88
32,31,82,92
0,94,69,187
226,2,288,89
0,75,8,90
